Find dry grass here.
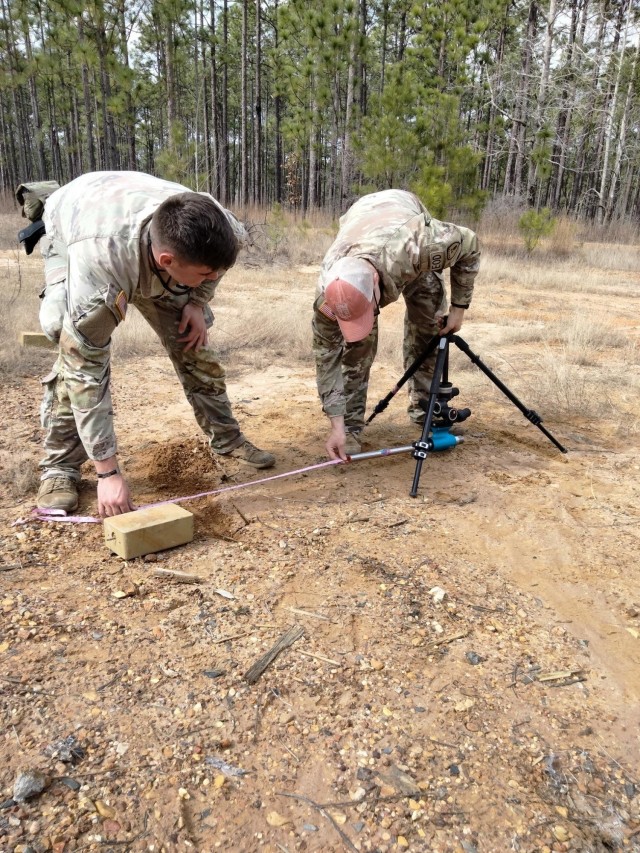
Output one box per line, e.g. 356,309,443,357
0,449,39,497
1,204,638,431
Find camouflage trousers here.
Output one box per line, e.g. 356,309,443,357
313,271,446,433
39,284,245,479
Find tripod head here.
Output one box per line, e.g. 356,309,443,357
418,383,471,428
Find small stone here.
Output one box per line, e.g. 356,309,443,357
203,669,225,679
370,659,385,671
553,825,570,842
266,810,290,827
95,800,116,818
303,824,318,832
13,769,49,802
465,651,484,666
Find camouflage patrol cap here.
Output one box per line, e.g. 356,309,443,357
319,257,378,342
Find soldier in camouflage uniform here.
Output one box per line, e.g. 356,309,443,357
34,171,275,517
313,189,481,460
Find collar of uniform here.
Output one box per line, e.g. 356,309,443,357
139,219,167,300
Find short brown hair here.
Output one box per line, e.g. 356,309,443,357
150,193,239,270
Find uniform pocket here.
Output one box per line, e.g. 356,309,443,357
40,368,59,430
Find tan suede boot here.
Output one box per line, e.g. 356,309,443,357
37,476,79,512
224,440,275,469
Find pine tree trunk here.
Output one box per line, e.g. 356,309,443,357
20,10,47,179
221,0,229,203
78,19,97,173
118,0,137,170
254,0,262,204
604,32,638,222
241,0,249,206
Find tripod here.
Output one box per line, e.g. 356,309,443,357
365,331,567,497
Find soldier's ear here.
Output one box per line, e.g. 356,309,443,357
156,250,175,269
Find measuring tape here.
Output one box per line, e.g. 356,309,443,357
27,445,415,525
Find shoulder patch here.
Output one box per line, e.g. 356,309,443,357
430,246,445,271
446,241,461,263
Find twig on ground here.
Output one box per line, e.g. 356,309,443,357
244,625,305,684
278,791,358,853
231,502,251,525
287,606,332,622
423,631,469,651
278,739,300,763
298,650,341,665
97,670,125,691
213,632,252,645
153,568,202,584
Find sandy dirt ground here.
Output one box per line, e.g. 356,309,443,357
1,253,639,853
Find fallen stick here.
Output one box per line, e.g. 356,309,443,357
287,606,332,622
212,632,252,645
298,650,341,666
278,791,358,853
153,568,202,585
537,668,585,683
244,625,305,684
423,630,469,651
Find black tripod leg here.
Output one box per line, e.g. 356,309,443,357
451,335,567,454
410,336,450,497
366,331,441,425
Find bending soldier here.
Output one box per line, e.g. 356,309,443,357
34,170,275,518
312,189,481,460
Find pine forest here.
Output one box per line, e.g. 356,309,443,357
1,0,639,223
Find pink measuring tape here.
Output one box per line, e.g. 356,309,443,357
30,457,346,524
25,444,416,525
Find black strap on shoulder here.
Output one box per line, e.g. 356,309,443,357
18,220,46,255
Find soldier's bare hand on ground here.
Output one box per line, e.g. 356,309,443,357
178,303,208,351
97,475,136,517
326,416,348,461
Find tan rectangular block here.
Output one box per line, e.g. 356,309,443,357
104,504,194,559
20,331,56,349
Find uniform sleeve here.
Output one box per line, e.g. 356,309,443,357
312,296,348,418
188,278,221,308
417,221,481,308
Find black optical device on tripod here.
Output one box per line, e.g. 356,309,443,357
366,329,567,497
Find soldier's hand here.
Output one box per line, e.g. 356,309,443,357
97,474,136,518
178,303,208,351
439,306,465,335
326,418,348,461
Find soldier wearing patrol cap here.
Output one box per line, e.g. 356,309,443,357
312,189,481,461
34,170,275,518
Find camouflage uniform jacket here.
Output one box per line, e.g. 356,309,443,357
315,189,481,418
42,170,247,460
